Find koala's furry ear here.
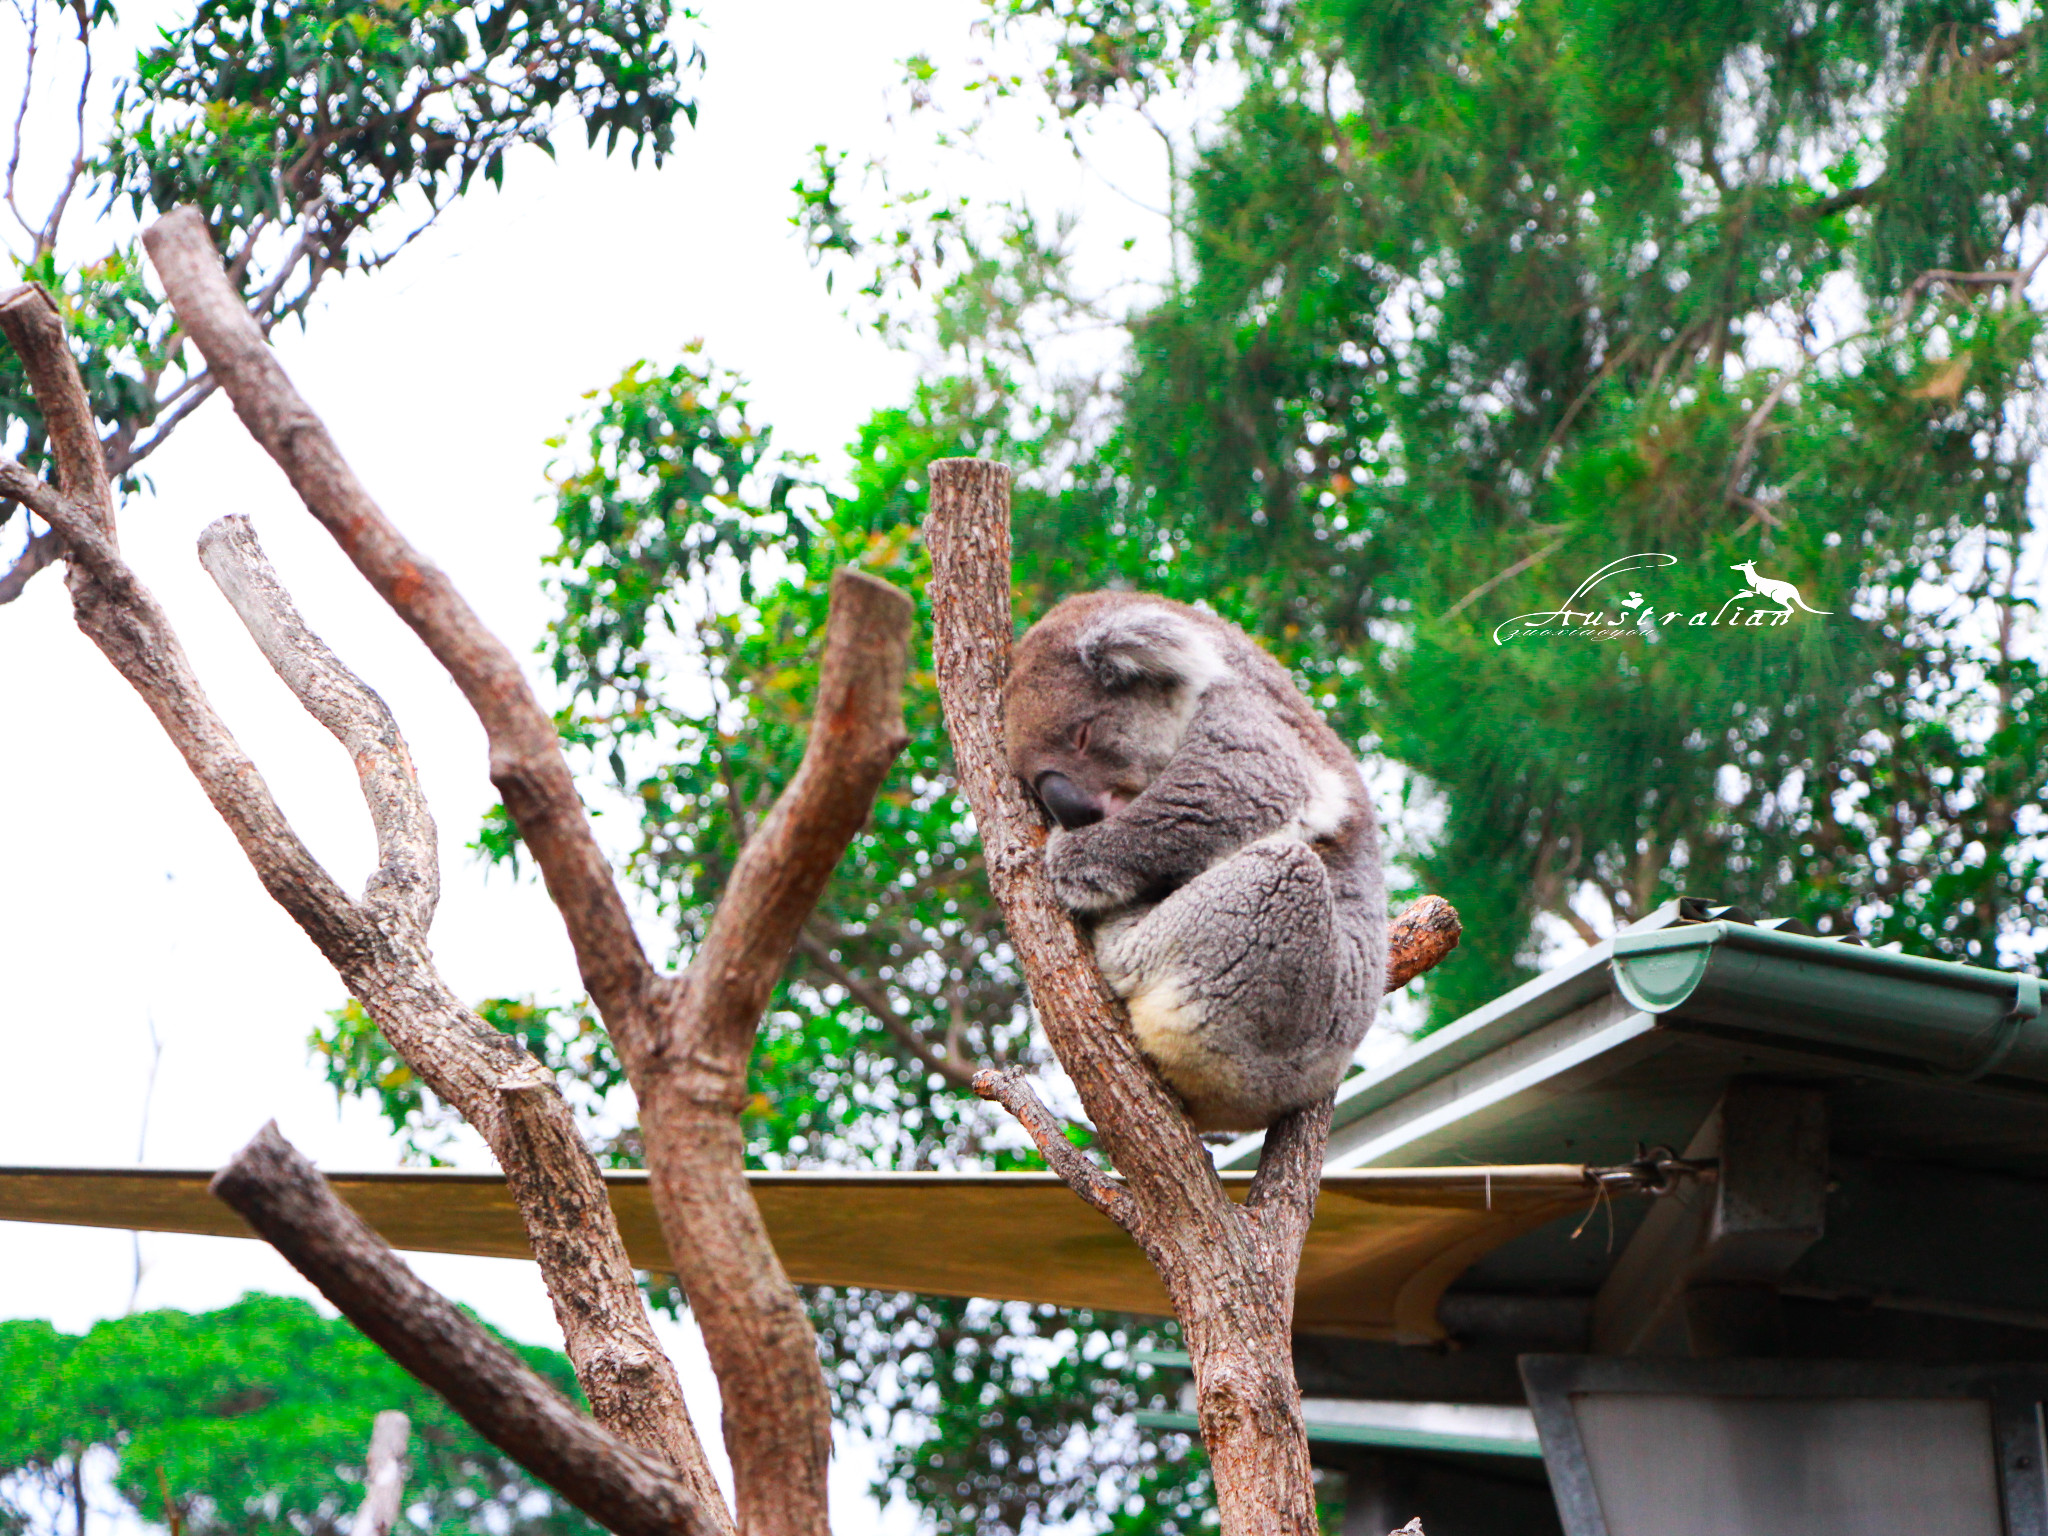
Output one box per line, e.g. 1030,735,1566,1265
1075,604,1228,693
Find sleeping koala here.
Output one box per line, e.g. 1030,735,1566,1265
1003,592,1387,1133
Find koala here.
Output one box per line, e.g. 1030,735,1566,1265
1003,591,1387,1133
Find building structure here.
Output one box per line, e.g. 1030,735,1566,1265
7,896,2045,1534
1215,897,2048,1534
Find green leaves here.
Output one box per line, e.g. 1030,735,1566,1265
0,1294,601,1536
2,0,699,532
1098,0,2048,1014
530,357,1047,1169
105,0,695,243
815,1292,1209,1536
313,996,628,1163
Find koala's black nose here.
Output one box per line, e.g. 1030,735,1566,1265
1035,772,1104,830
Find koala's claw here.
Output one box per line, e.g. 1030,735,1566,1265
1044,830,1136,915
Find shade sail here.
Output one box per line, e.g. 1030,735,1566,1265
0,1164,1593,1342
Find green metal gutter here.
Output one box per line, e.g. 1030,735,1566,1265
1611,921,2043,1086
1133,1410,1545,1460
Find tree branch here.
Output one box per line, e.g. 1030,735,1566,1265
144,205,908,1536
667,569,912,1069
0,298,727,1517
1386,895,1461,990
971,1068,1138,1227
141,207,659,1051
633,568,911,1536
181,516,725,1515
0,525,62,604
0,285,110,527
926,458,1465,1536
926,457,1321,1535
199,514,439,928
924,460,1209,1181
347,1412,410,1536
211,1124,721,1536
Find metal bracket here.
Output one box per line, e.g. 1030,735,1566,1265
1938,973,2044,1084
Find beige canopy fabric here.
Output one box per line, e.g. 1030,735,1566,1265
0,1165,1593,1342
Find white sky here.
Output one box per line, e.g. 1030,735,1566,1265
0,2,1178,1529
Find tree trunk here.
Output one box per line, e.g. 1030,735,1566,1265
924,459,1459,1535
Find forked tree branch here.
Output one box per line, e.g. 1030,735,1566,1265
975,895,1460,1226
143,207,660,1056
145,205,914,1536
0,285,109,528
188,518,729,1517
200,515,440,928
0,282,728,1524
212,1124,722,1536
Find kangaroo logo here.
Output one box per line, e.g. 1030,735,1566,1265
1730,560,1831,615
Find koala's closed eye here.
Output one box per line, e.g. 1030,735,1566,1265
1001,590,1388,1134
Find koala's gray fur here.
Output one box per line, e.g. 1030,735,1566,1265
1003,592,1387,1132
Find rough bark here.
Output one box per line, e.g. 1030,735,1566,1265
214,1124,720,1536
0,283,729,1527
633,566,912,1536
348,1412,410,1536
926,457,1459,1536
142,208,658,1049
142,207,915,1536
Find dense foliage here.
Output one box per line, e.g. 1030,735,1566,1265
1025,0,2048,1017
0,1293,601,1536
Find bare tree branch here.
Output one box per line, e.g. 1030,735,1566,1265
2,0,38,248
668,569,912,1067
0,525,62,603
112,375,219,478
199,515,440,926
146,198,913,1536
141,208,660,1050
971,1068,1137,1226
185,516,726,1516
1386,895,1461,990
212,1124,722,1536
634,568,912,1536
31,0,92,256
0,285,728,1517
925,458,1317,1534
0,285,110,527
347,1412,410,1536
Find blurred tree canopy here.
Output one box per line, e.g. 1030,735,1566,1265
0,1293,602,1536
1015,0,2048,1017
0,0,697,598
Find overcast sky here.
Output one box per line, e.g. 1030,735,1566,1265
0,2,1178,1527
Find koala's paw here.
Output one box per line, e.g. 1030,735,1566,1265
1044,828,1139,915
